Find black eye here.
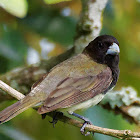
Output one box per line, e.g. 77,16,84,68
98,41,103,48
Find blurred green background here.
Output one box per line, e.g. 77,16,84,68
0,0,140,140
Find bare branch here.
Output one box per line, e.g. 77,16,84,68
0,80,25,100
74,0,108,53
0,0,140,132
0,80,140,140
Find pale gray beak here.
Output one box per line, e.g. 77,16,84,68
106,43,120,55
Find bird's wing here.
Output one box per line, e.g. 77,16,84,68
38,55,112,114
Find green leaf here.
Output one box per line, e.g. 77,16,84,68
44,0,71,4
0,0,28,18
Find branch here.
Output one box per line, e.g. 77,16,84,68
0,0,140,133
0,0,108,101
1,81,140,139
0,47,75,101
0,80,25,100
101,87,140,125
74,0,108,53
0,0,140,132
2,0,140,138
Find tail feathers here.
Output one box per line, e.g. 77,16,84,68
0,101,21,124
0,96,37,124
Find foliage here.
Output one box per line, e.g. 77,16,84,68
0,0,140,140
44,0,71,4
0,0,28,18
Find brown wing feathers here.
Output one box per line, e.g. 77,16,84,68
38,67,112,114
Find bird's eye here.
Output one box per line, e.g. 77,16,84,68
98,41,103,48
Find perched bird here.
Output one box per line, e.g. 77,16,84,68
0,35,120,135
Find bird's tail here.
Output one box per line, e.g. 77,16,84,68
0,95,39,124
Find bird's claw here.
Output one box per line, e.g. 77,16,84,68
49,112,59,128
80,121,94,136
49,111,63,128
49,119,58,128
68,111,94,136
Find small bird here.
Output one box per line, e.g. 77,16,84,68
0,35,120,135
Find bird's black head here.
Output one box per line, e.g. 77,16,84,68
84,35,120,88
83,35,120,68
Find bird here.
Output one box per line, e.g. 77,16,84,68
0,35,120,135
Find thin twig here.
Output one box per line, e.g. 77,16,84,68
0,80,140,139
0,80,25,100
0,0,140,139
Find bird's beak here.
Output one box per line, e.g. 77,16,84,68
106,43,120,55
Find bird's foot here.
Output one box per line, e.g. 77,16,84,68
80,119,93,136
41,113,47,119
49,118,58,128
49,111,63,128
49,111,59,128
68,111,93,136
